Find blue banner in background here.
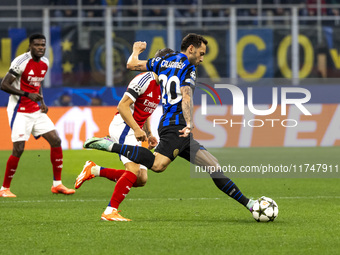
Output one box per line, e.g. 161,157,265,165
226,29,274,79
50,26,63,86
8,28,27,60
238,29,274,79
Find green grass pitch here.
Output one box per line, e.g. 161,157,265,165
0,147,339,254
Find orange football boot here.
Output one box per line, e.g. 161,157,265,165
51,184,75,195
101,210,131,222
0,188,16,197
74,161,97,189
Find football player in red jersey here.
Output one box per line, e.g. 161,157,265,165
74,48,174,221
0,33,75,197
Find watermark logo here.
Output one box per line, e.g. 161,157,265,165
197,82,222,115
198,83,312,128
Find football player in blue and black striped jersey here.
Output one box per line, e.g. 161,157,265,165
84,34,256,213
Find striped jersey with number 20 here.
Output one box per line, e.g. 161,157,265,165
146,52,196,129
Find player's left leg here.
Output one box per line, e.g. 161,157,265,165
42,130,75,195
194,149,255,211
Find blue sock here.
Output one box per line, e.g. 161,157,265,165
210,171,249,207
111,143,155,169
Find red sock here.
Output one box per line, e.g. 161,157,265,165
109,171,137,209
3,155,20,188
51,147,63,181
100,167,126,182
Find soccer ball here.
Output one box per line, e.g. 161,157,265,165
252,196,279,222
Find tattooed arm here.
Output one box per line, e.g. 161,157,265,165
126,41,148,71
179,85,194,137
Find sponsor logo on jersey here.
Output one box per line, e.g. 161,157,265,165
143,99,158,109
28,76,44,86
143,98,158,114
28,76,44,82
161,60,186,69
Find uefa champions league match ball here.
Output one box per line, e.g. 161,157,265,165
252,196,279,222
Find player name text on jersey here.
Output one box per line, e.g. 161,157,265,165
161,60,186,69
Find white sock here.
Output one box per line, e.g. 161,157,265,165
53,180,62,187
91,165,101,176
108,143,113,151
246,199,256,209
104,206,117,215
1,186,7,191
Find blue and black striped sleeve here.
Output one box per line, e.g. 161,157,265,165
181,66,196,89
146,57,162,74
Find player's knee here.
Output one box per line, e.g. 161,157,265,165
135,177,147,187
139,171,147,186
133,169,147,187
13,143,25,157
151,162,167,173
51,136,61,147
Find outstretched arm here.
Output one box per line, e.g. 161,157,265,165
179,85,194,137
126,41,148,71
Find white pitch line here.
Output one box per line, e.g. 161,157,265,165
0,196,339,204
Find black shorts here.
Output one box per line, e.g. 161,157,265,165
155,125,205,162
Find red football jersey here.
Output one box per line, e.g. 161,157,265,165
120,72,161,128
7,51,49,113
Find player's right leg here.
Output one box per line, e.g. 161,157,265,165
0,141,25,198
1,110,29,198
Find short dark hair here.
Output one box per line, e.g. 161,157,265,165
154,48,174,58
180,33,208,52
29,33,46,44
